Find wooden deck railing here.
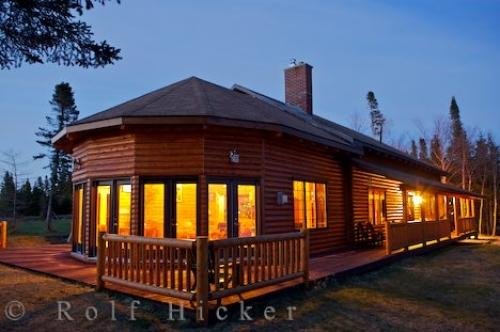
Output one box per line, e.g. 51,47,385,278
208,230,309,300
96,233,196,301
96,230,310,323
456,217,477,236
385,220,451,254
0,221,7,249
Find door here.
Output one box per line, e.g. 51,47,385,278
141,180,197,239
208,180,257,240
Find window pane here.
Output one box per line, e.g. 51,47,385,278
76,187,84,245
422,193,436,221
238,185,256,237
176,183,197,239
293,181,305,229
315,183,327,228
305,182,317,228
96,185,110,245
438,195,447,220
209,184,227,240
117,184,131,235
144,183,164,238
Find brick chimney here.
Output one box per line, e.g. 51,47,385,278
284,61,313,114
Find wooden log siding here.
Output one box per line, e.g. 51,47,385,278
98,233,197,301
202,128,347,255
352,168,404,233
261,136,346,255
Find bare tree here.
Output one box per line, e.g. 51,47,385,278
0,150,29,231
350,110,368,133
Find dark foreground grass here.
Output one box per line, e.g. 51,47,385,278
1,241,499,331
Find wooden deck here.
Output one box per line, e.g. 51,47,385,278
0,243,390,309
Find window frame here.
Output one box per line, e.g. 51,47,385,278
73,183,86,254
293,179,328,230
89,178,131,257
206,177,260,240
368,187,387,225
140,177,199,239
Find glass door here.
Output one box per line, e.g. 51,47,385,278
236,184,256,237
141,179,197,239
208,180,257,240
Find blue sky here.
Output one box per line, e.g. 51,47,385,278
1,0,499,180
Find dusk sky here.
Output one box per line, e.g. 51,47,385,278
1,0,499,181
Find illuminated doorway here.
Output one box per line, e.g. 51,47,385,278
208,180,258,240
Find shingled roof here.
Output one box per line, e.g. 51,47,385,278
55,76,442,174
61,76,356,152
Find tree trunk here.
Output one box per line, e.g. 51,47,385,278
493,174,498,236
45,190,54,232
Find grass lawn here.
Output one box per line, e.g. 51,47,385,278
5,216,71,247
1,240,499,331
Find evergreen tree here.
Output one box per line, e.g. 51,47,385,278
30,177,47,217
367,91,386,143
447,96,470,189
17,179,32,216
0,172,15,217
418,138,429,161
0,0,121,69
34,82,79,230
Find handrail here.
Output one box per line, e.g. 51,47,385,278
385,220,451,254
103,233,195,249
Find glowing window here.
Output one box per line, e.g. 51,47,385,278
438,195,447,220
208,184,228,240
176,183,197,239
293,181,327,229
96,185,111,237
117,183,131,235
422,193,436,221
237,185,256,237
406,191,422,222
369,189,386,225
143,183,165,238
74,186,84,250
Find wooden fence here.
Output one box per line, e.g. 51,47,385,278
0,221,7,249
97,230,310,323
385,220,451,254
456,217,477,236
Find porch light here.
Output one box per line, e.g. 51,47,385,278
412,194,423,206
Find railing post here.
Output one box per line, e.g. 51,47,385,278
0,221,7,249
301,229,310,283
422,221,427,248
385,221,391,255
196,236,209,325
96,231,106,291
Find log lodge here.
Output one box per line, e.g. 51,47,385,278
52,62,479,319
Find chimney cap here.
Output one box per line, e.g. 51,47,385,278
288,59,312,68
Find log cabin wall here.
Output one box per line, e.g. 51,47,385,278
261,134,347,255
72,125,349,256
201,126,348,255
352,167,404,232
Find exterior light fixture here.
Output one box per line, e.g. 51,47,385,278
412,194,423,206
